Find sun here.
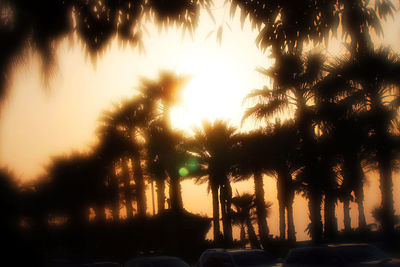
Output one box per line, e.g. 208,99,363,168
170,51,245,133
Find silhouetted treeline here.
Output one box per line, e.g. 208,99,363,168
1,0,400,262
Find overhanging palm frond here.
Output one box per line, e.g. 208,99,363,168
242,99,288,124
242,87,274,104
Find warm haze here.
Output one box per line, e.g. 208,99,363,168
1,0,400,244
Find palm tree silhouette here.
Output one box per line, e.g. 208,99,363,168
189,120,237,245
271,121,300,242
317,48,400,234
234,129,271,246
244,53,326,242
151,119,187,211
97,98,148,217
315,99,370,231
139,71,190,211
319,137,340,240
235,122,300,242
0,0,208,101
146,121,169,214
231,191,272,249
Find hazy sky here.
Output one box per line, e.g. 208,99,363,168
1,1,400,241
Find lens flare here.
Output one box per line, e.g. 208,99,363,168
186,158,199,172
179,167,189,177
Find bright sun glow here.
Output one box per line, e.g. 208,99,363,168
170,51,245,132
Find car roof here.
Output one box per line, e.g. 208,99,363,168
127,256,181,261
289,246,330,251
205,248,266,253
328,243,374,247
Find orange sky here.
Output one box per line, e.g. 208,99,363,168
1,1,400,241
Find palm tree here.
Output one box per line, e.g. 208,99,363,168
189,120,238,244
231,192,272,249
146,122,169,213
234,129,271,246
315,100,369,230
235,121,300,242
154,120,187,212
317,48,400,233
243,53,325,242
319,138,340,240
0,0,210,101
97,98,148,217
139,71,190,211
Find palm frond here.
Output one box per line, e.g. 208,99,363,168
242,99,288,124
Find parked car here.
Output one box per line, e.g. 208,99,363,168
283,244,400,267
83,262,121,266
51,260,121,267
124,256,191,267
196,248,282,267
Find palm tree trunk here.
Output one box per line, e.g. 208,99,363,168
122,158,134,219
169,174,183,211
276,173,286,240
298,112,323,243
156,178,166,213
378,157,395,233
254,172,269,246
286,189,296,242
354,186,366,229
246,218,260,249
211,185,221,242
278,198,285,240
309,190,323,244
220,186,227,239
347,154,367,230
240,224,246,244
133,157,146,217
343,197,352,231
324,193,338,240
109,179,119,221
220,183,233,245
225,182,233,244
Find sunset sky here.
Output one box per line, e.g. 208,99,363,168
1,1,400,241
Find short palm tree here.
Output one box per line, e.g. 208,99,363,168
231,192,272,249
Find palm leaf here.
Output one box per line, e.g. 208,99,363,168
242,99,288,124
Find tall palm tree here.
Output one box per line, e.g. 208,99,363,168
235,122,299,242
243,53,325,242
269,120,300,242
234,129,271,246
189,120,238,244
153,120,187,212
315,100,369,230
97,98,148,217
319,138,340,240
317,48,400,233
139,71,190,211
146,123,169,213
